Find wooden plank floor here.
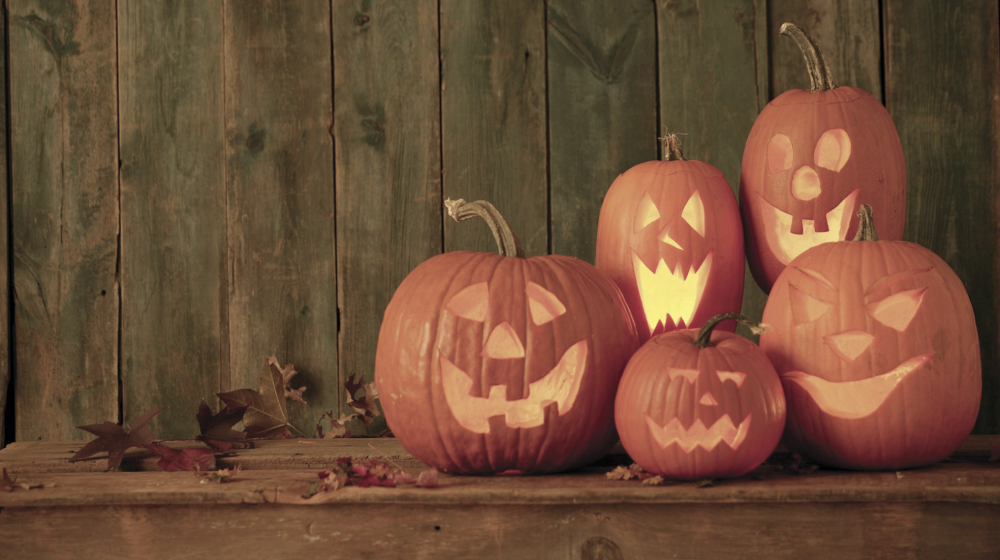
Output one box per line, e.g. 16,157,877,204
1,437,999,559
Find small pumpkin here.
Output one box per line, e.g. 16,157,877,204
615,313,785,480
760,205,981,470
596,134,745,343
375,199,639,474
740,23,906,293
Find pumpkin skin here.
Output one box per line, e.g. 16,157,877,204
615,318,785,480
376,202,639,475
740,25,905,293
596,143,744,343
760,234,981,470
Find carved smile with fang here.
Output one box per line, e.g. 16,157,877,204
645,413,752,452
760,189,858,265
781,355,932,419
631,250,712,333
440,341,588,434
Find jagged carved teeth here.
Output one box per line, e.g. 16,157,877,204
780,355,932,420
759,189,859,265
439,340,588,434
644,413,752,452
631,250,712,333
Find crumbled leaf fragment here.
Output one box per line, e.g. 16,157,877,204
195,402,250,451
274,359,307,404
345,373,381,424
641,475,664,486
416,469,439,488
606,463,648,481
1,468,16,491
148,444,217,472
71,408,166,471
316,410,351,439
199,465,242,483
305,456,433,497
694,478,715,488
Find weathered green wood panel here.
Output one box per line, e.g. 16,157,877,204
768,0,882,102
225,0,338,435
658,0,766,335
884,1,1000,433
332,0,442,434
118,0,227,438
8,0,118,440
547,0,658,264
0,6,10,448
440,0,548,255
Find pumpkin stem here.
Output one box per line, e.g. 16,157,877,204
660,132,686,161
444,198,526,258
694,313,769,348
852,203,879,241
780,22,837,92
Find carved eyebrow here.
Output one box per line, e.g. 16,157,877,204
865,267,934,297
793,267,835,291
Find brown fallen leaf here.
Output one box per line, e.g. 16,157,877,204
218,357,295,438
195,402,250,451
345,373,380,425
274,359,307,404
147,444,217,472
71,408,165,471
198,465,242,484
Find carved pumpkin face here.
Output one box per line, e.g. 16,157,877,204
615,328,785,480
740,87,906,293
597,159,744,342
761,240,981,470
376,251,639,475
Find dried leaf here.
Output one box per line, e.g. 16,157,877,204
148,444,217,472
694,478,715,488
274,359,307,404
315,410,351,439
71,408,165,471
1,468,16,491
605,465,634,481
416,468,440,488
198,465,242,484
345,373,380,424
218,357,292,438
195,402,250,451
641,475,664,486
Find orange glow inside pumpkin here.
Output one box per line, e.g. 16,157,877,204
759,188,858,265
645,368,753,453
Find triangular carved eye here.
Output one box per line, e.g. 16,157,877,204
667,368,699,383
681,191,706,237
814,128,851,172
768,133,793,174
634,192,660,233
446,282,488,322
868,288,926,332
789,284,832,325
717,371,746,387
527,282,566,325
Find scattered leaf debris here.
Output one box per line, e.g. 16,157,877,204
198,465,242,484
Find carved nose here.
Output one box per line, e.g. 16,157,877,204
481,322,525,359
824,330,874,362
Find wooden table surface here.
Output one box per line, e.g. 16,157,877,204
2,437,999,559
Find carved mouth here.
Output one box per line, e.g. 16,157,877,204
759,189,858,265
631,250,712,334
781,355,932,419
644,413,752,453
439,341,588,434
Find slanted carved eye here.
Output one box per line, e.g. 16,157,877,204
446,282,488,321
716,371,746,387
526,282,566,325
667,368,699,383
814,129,851,172
789,284,832,325
867,288,926,332
681,191,706,237
768,134,794,174
634,192,660,233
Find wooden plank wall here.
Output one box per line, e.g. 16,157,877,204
1,0,998,444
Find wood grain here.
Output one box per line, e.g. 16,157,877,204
118,0,227,439
884,1,1000,434
7,0,119,440
767,0,883,101
547,0,657,264
440,0,548,256
658,0,767,336
225,1,338,436
332,0,442,436
0,6,10,449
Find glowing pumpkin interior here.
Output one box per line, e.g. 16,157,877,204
645,367,751,453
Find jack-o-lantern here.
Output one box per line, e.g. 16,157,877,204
375,199,639,474
615,313,785,480
740,23,906,293
761,205,981,470
596,135,744,343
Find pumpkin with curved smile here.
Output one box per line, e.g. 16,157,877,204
761,205,980,470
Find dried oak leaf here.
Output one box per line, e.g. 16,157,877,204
147,444,217,472
195,402,250,451
218,357,293,438
345,373,380,425
274,359,307,404
71,408,165,471
316,410,351,439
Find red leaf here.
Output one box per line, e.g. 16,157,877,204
72,408,166,471
195,402,249,451
147,444,217,472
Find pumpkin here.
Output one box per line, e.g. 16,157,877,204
740,23,906,293
375,199,639,474
615,313,785,480
760,205,981,470
596,134,744,343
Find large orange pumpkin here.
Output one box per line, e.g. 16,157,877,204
740,23,906,293
375,199,639,474
760,206,980,470
596,135,744,343
615,313,785,480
